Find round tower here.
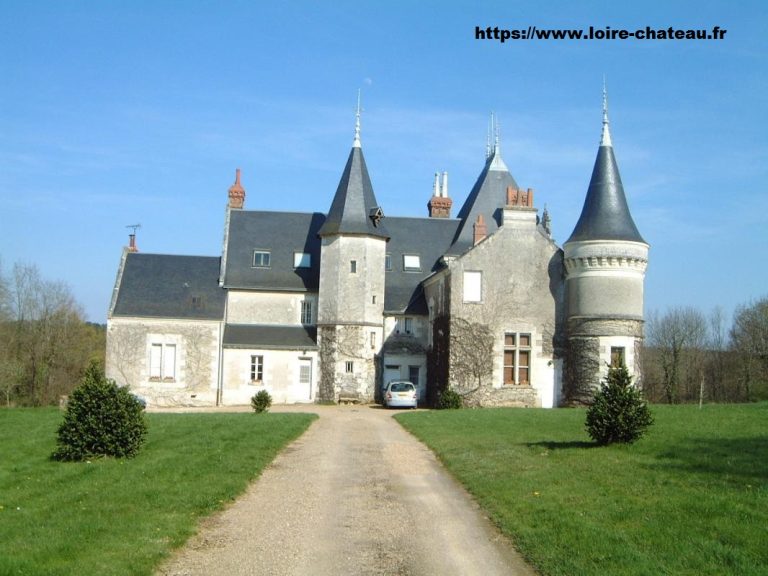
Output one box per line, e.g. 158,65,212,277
563,87,649,403
316,97,388,403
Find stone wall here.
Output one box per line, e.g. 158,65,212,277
464,385,538,408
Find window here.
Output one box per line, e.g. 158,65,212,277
385,254,392,271
504,333,531,385
370,331,376,349
396,316,413,335
149,343,176,381
611,347,626,368
350,260,357,273
189,295,204,310
299,359,312,385
463,271,482,302
403,254,421,271
253,250,271,268
301,300,313,325
294,252,311,268
345,361,354,373
408,365,420,386
250,355,264,383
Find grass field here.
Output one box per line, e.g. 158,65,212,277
396,403,768,576
0,408,317,576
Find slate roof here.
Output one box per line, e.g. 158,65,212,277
450,147,519,253
223,324,318,349
317,146,390,239
566,144,645,244
383,217,460,314
222,210,326,291
112,253,225,320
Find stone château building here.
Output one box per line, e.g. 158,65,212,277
106,94,648,408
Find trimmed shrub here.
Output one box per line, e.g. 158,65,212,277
437,388,463,409
251,390,272,413
586,365,653,445
52,362,147,461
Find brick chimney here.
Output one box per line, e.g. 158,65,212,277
228,168,246,209
428,171,452,218
128,233,138,253
473,214,487,245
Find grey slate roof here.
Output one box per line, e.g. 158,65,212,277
450,148,519,253
223,324,318,349
222,210,325,290
566,144,645,244
384,216,460,314
317,147,390,239
113,253,225,320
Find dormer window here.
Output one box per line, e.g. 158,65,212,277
369,206,384,227
403,254,421,271
294,252,311,268
252,250,271,268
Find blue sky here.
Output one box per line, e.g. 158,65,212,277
1,1,766,323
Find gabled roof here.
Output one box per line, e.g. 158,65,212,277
112,253,225,320
384,216,460,313
450,146,519,253
565,143,645,244
222,210,325,291
317,146,389,239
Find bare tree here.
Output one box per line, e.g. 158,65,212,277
0,260,104,405
647,307,707,403
730,297,768,400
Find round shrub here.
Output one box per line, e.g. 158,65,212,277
437,388,463,409
586,365,653,445
251,390,272,413
52,362,147,461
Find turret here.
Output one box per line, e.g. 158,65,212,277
563,86,649,403
316,94,388,402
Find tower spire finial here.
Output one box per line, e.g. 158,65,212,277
353,89,362,148
601,77,612,147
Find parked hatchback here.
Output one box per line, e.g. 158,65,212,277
383,381,417,409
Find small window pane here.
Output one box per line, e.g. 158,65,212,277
505,334,516,347
519,334,531,347
385,254,392,271
150,344,162,379
163,344,176,380
350,260,357,273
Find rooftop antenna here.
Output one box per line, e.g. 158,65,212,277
126,223,141,252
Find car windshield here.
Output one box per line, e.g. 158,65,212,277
390,383,414,392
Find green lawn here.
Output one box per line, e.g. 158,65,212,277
396,404,768,576
0,408,317,576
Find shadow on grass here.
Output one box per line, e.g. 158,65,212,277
651,436,768,481
526,440,598,450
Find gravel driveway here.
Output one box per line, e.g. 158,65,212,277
157,405,536,576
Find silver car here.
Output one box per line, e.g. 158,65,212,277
383,380,418,409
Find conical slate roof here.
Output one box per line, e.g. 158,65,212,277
450,145,519,252
566,94,645,245
318,146,389,239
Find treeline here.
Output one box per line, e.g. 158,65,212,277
642,297,768,403
0,260,105,406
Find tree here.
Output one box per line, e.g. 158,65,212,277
646,307,707,403
0,259,105,406
52,362,147,461
730,297,768,400
586,364,653,445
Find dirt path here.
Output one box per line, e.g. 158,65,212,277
157,405,537,576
